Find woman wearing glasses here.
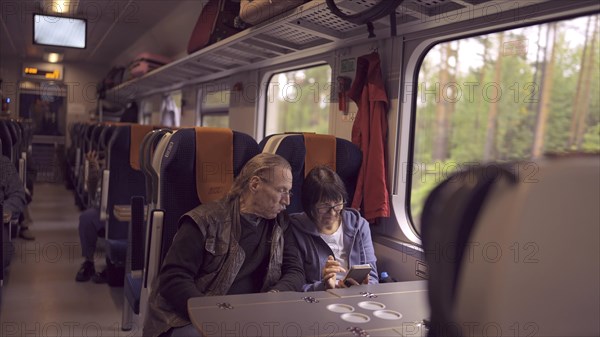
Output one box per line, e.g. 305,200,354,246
290,166,378,291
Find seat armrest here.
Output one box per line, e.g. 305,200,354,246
100,169,110,224
83,159,89,192
18,158,26,189
74,149,81,178
144,209,164,290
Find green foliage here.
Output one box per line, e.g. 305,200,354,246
202,114,229,128
582,123,600,151
410,16,600,233
409,161,461,225
266,64,332,134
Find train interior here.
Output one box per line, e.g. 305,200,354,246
1,0,599,336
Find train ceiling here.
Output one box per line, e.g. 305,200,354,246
0,0,185,65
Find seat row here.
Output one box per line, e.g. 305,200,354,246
0,119,33,194
66,124,363,331
1,118,34,288
67,122,116,210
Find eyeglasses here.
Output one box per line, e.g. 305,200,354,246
258,176,293,198
316,203,344,214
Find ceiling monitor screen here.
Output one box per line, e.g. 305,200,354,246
33,14,86,49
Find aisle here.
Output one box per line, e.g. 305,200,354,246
0,183,134,336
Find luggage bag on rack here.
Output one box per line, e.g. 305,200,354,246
187,0,244,54
239,0,306,25
127,53,172,79
97,66,125,98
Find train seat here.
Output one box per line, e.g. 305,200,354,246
139,130,174,296
259,133,362,213
81,124,105,207
73,123,98,209
66,123,86,191
123,274,142,320
139,129,173,209
0,120,14,163
122,195,145,331
134,127,259,324
151,131,174,208
420,162,517,337
102,124,153,286
122,128,173,331
260,134,305,213
139,130,175,296
1,203,12,285
455,154,600,337
157,127,260,264
90,124,117,207
422,154,600,337
6,120,21,166
1,120,26,186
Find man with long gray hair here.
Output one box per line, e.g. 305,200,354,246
144,153,304,337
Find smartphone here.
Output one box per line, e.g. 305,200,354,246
342,264,372,287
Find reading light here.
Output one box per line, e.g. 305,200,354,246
50,0,78,14
45,52,63,63
54,1,67,13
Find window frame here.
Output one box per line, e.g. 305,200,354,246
257,57,334,143
140,98,154,125
393,11,599,244
196,84,230,127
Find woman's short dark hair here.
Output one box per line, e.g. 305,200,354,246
302,165,348,220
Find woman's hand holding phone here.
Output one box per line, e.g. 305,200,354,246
342,264,371,287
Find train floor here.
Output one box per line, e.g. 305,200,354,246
1,183,135,337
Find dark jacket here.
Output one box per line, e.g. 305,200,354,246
289,208,378,292
2,155,25,269
143,198,304,337
0,155,26,215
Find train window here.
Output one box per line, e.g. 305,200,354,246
141,95,168,125
409,14,600,234
265,64,332,135
140,99,154,125
198,89,229,127
160,91,182,127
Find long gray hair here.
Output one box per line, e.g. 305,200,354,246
227,153,291,201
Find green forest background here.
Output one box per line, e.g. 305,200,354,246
266,65,331,135
411,15,600,229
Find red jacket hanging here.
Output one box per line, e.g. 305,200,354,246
348,52,390,222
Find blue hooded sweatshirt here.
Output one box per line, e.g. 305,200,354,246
289,208,378,291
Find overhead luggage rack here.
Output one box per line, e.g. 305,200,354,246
102,0,575,104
